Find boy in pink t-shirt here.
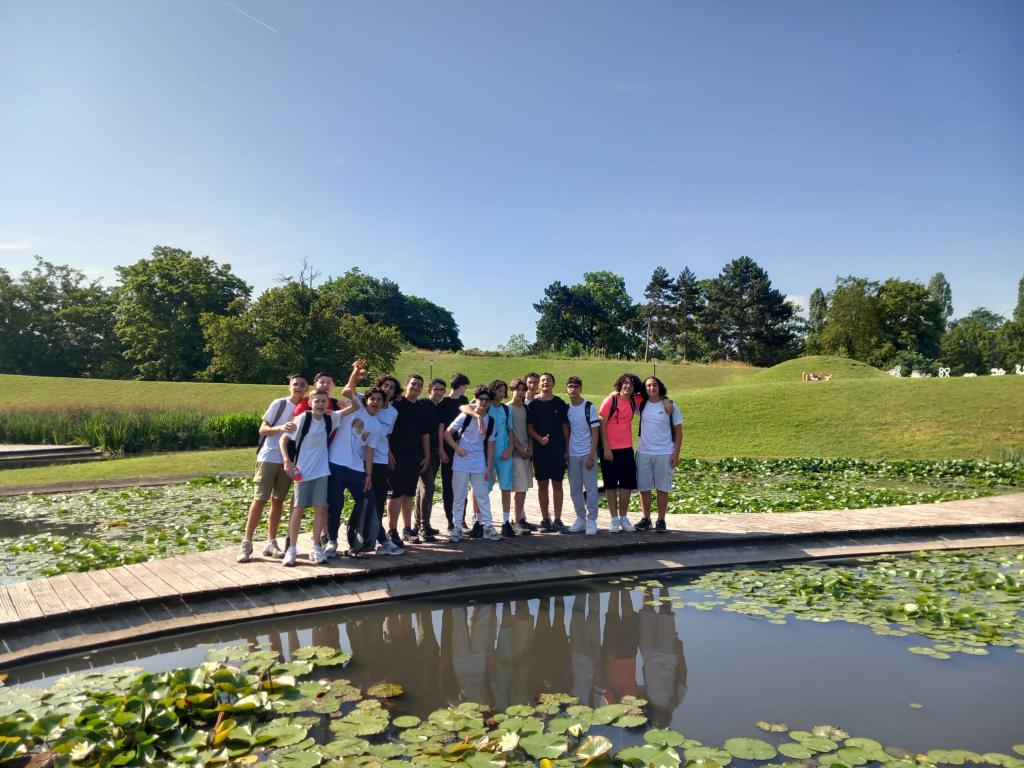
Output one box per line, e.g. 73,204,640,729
598,373,643,533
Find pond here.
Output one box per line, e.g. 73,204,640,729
4,548,1022,766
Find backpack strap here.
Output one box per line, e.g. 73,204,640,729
501,402,510,423
638,399,647,437
455,413,494,442
292,410,316,462
257,398,288,452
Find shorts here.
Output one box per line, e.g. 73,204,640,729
294,475,329,508
599,448,637,490
511,455,533,493
253,461,292,501
636,452,674,493
388,453,422,498
532,446,566,482
489,454,514,491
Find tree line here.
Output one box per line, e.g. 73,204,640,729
529,259,1024,375
0,246,462,383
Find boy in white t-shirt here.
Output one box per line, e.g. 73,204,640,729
564,376,601,535
237,373,307,563
444,385,501,543
635,376,683,533
280,389,357,565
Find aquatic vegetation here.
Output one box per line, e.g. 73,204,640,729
2,643,1022,767
663,547,1024,658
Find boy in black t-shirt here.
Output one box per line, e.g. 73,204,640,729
414,377,446,540
386,374,431,548
526,372,570,532
437,372,470,531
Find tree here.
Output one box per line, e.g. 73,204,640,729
533,281,578,352
581,271,638,356
319,268,407,330
402,295,463,351
1015,276,1024,324
815,277,884,362
498,333,532,356
640,266,675,361
667,267,706,361
874,278,944,365
201,277,403,383
702,256,799,365
940,312,1000,374
115,247,251,380
927,272,954,327
807,288,827,336
995,319,1024,370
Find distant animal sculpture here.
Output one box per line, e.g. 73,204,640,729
1016,364,1024,376
938,368,951,378
802,372,834,382
991,368,1006,376
963,373,978,378
888,365,902,377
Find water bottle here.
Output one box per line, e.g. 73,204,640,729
290,466,303,482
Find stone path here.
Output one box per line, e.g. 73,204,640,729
1,490,1022,667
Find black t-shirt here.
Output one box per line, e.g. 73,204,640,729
526,396,569,451
389,398,430,455
419,398,442,455
437,395,468,431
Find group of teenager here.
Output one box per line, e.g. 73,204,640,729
236,360,683,567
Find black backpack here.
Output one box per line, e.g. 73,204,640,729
453,412,494,443
257,399,289,454
286,411,336,463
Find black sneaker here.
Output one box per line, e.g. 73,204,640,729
389,529,406,549
655,519,667,533
539,518,553,533
447,521,455,532
426,524,441,536
501,521,517,538
402,526,421,544
468,522,484,539
419,526,437,542
551,519,566,533
635,517,653,532
519,518,538,532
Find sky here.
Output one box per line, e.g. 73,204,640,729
2,0,1022,349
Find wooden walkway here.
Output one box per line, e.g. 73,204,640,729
1,491,1022,666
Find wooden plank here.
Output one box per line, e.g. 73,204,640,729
0,585,20,624
175,553,239,591
106,566,160,602
89,567,139,604
26,578,66,617
45,574,93,613
191,552,250,588
122,563,180,599
71,571,119,608
156,556,216,595
6,580,44,621
133,562,184,597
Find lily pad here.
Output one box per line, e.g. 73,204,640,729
725,738,777,761
367,683,404,699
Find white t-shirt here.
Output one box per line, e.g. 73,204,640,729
328,398,379,472
256,397,298,464
449,413,495,474
566,400,600,457
635,399,683,455
287,411,342,481
356,394,397,466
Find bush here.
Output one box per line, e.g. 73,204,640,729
0,408,263,454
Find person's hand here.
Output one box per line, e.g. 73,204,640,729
585,455,594,471
284,460,295,474
484,468,491,482
500,447,512,461
363,475,373,492
603,448,613,461
420,456,430,473
388,452,396,470
439,448,450,464
525,447,533,459
671,451,680,467
539,434,550,446
456,446,468,458
476,415,486,434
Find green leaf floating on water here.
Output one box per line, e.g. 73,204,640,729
685,746,733,765
367,682,404,699
778,742,814,759
725,738,778,761
756,721,789,733
619,743,682,767
645,728,687,748
577,734,614,765
393,715,421,729
519,731,569,760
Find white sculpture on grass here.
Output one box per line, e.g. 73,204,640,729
963,372,978,377
888,365,902,377
910,370,932,378
938,367,951,378
1016,364,1024,375
991,368,1006,376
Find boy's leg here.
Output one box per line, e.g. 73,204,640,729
267,497,284,541
415,456,438,532
441,461,455,529
640,491,653,519
471,473,495,533
312,505,328,546
372,467,389,544
552,479,564,521
451,470,471,532
537,479,550,519
326,463,347,546
514,491,526,520
656,490,669,520
567,456,585,522
286,505,304,552
243,499,267,541
584,461,600,524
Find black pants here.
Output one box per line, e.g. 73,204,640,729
326,462,366,543
415,454,440,529
440,460,455,527
371,464,390,542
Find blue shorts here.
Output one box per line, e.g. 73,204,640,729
489,455,514,491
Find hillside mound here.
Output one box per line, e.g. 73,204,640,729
754,356,887,383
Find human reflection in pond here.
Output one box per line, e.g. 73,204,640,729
415,608,443,703
570,591,602,706
600,586,640,702
347,612,387,683
639,595,688,726
443,604,497,705
532,596,572,695
312,617,343,653
494,599,534,710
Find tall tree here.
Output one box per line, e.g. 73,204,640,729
668,267,706,361
927,272,954,327
940,310,1004,374
402,295,463,351
641,266,675,361
875,278,945,365
815,277,884,361
1015,275,1024,324
703,256,799,365
319,268,407,330
115,246,251,380
581,271,638,356
533,281,579,352
807,288,827,336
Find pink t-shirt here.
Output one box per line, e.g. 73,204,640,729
599,394,642,450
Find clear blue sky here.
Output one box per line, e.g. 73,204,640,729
2,0,1022,349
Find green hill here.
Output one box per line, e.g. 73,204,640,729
754,355,889,383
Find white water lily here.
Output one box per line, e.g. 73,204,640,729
499,731,520,752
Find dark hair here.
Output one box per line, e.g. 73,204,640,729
613,372,642,394
524,371,540,381
407,373,424,384
509,377,526,391
643,376,667,399
450,372,470,389
363,386,386,402
566,375,582,388
488,379,508,396
373,375,401,401
286,373,306,383
540,371,556,383
429,377,446,389
310,389,329,401
474,385,494,401
313,371,334,383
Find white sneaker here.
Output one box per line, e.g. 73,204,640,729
608,518,621,533
376,540,405,556
619,517,636,532
236,540,253,563
324,540,338,559
282,546,298,567
483,527,502,541
311,545,326,564
448,530,463,543
262,539,283,558
586,521,597,536
568,519,586,534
